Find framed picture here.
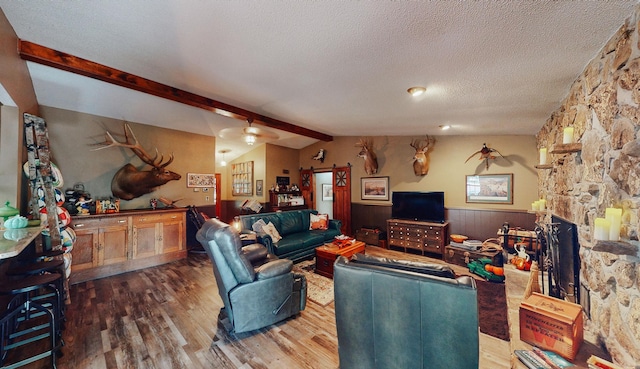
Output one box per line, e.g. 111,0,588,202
187,173,216,188
256,180,263,196
465,173,513,204
361,176,389,201
322,183,333,201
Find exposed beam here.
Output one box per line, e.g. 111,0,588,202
18,40,333,142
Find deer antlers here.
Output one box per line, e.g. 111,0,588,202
409,136,435,153
410,136,436,176
93,123,174,168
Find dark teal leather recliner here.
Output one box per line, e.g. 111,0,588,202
196,218,307,333
334,254,479,369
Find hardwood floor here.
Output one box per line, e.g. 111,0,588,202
14,247,511,368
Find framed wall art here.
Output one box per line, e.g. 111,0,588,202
256,180,263,196
465,173,513,204
232,161,254,196
361,176,389,201
322,183,333,201
187,173,216,188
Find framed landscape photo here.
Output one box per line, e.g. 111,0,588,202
361,176,389,201
466,173,513,204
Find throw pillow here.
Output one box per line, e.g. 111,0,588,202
310,213,329,230
252,219,268,235
262,222,282,243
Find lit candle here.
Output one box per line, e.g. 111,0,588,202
594,217,610,241
539,199,546,210
531,201,538,211
539,148,548,165
605,208,622,241
563,127,574,144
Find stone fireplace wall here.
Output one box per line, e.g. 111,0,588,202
536,7,640,367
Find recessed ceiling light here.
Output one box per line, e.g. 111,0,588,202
439,125,451,130
407,86,426,97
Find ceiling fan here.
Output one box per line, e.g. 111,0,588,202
218,119,279,145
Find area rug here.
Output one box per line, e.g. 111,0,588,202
293,259,334,306
476,279,510,341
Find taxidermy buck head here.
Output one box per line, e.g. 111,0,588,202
93,123,181,200
356,137,378,175
410,136,436,176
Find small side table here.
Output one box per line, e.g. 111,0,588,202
315,240,365,279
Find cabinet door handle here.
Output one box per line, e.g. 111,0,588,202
171,216,177,219
118,220,126,223
75,223,85,228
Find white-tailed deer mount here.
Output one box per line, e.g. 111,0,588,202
410,136,436,176
356,137,378,175
93,123,181,200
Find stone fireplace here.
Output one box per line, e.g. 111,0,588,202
536,7,640,366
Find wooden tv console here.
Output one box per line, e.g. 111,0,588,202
386,219,449,258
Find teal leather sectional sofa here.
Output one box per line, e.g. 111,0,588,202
238,209,342,262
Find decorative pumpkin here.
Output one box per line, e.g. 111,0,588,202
4,215,28,229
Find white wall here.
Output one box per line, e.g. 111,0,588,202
315,171,333,216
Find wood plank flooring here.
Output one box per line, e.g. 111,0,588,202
14,246,511,368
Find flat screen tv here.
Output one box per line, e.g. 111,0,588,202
391,191,446,223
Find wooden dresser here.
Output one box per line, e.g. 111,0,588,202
386,219,449,258
69,208,187,284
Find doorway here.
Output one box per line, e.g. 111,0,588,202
315,172,333,218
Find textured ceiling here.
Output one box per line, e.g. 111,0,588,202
0,1,637,161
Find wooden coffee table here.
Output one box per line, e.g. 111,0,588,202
315,240,365,279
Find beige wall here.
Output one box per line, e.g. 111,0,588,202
300,135,539,209
42,106,216,210
266,143,300,197
0,8,38,207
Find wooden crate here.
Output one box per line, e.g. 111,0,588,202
444,245,501,267
519,292,583,360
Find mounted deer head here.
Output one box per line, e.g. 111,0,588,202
355,137,378,175
93,123,182,200
410,136,436,176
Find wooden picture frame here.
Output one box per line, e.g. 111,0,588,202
232,161,253,196
186,173,216,188
465,173,513,204
361,176,389,201
256,180,263,196
322,183,333,201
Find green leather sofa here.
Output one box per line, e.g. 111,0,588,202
238,209,342,262
334,253,479,369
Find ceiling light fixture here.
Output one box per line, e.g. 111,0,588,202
440,125,451,130
244,118,257,145
218,149,230,166
407,86,426,97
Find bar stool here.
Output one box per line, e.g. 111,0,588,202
5,260,66,332
0,273,62,369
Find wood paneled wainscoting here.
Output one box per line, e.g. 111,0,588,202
352,204,536,242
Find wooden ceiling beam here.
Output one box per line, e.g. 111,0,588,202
18,40,333,142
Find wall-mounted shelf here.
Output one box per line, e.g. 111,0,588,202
550,143,582,154
592,239,638,256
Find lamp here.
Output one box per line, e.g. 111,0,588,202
407,86,426,97
218,149,230,166
244,133,257,145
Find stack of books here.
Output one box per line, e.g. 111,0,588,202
514,347,575,369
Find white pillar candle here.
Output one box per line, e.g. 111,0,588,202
539,148,548,165
605,207,622,241
539,199,546,210
531,202,538,211
594,217,610,241
563,127,574,144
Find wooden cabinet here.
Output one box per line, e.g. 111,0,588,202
70,208,187,284
387,219,449,257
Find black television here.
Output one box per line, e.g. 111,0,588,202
391,191,446,223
